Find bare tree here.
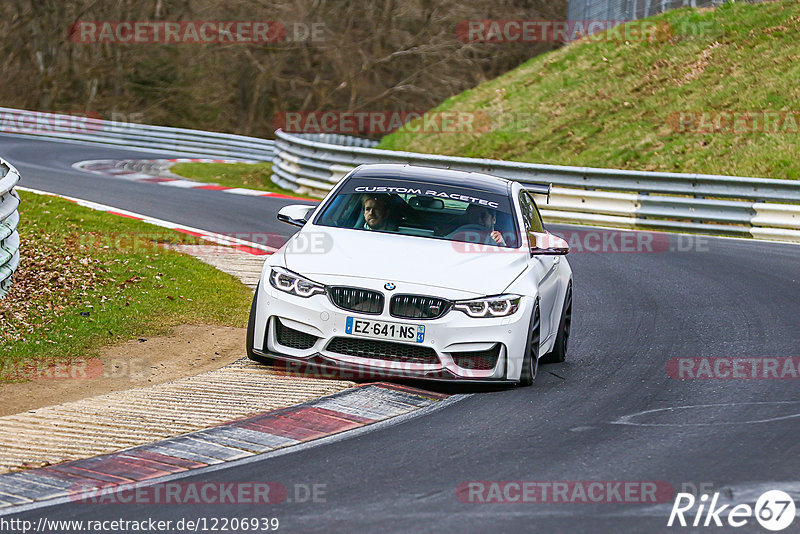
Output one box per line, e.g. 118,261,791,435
0,0,566,137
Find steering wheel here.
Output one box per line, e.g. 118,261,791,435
447,224,494,242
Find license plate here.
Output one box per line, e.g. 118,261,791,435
345,317,425,343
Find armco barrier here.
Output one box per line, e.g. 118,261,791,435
0,107,274,161
0,158,20,298
271,130,800,242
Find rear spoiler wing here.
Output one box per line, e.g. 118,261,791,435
523,183,552,203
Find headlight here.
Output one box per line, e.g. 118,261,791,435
454,294,521,318
269,267,325,298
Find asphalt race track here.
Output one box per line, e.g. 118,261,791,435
0,135,312,240
2,135,799,533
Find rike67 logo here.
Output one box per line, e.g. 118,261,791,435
668,490,796,531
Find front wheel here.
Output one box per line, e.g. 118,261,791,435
541,282,572,364
518,303,540,387
246,283,274,365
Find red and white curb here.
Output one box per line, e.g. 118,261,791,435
16,186,277,256
73,158,312,201
0,383,450,511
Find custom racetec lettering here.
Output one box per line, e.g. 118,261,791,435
355,186,499,208
353,186,424,194
344,178,508,211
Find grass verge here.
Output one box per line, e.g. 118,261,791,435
378,0,800,180
170,161,316,199
0,191,252,370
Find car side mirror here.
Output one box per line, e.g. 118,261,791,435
530,232,569,255
277,205,314,227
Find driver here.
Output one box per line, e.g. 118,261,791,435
465,204,506,246
361,194,397,231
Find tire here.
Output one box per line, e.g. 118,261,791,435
246,283,274,365
541,282,572,364
518,303,540,387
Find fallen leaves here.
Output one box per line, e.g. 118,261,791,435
0,229,152,345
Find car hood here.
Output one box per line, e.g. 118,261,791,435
281,226,528,297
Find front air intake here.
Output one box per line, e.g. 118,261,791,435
450,344,501,370
326,337,439,365
274,318,318,350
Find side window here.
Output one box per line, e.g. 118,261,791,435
519,192,544,233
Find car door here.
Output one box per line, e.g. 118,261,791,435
519,191,560,349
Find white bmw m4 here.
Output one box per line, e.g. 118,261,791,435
246,164,572,386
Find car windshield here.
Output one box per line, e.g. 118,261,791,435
314,176,520,248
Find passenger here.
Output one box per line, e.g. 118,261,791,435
360,194,397,231
465,204,506,246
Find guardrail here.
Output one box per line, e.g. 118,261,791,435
567,0,723,28
271,129,800,242
0,107,274,161
0,158,20,298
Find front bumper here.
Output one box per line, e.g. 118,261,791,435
252,347,518,384
252,281,534,382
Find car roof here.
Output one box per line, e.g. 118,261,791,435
348,164,512,196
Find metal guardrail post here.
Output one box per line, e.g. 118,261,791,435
0,158,21,298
